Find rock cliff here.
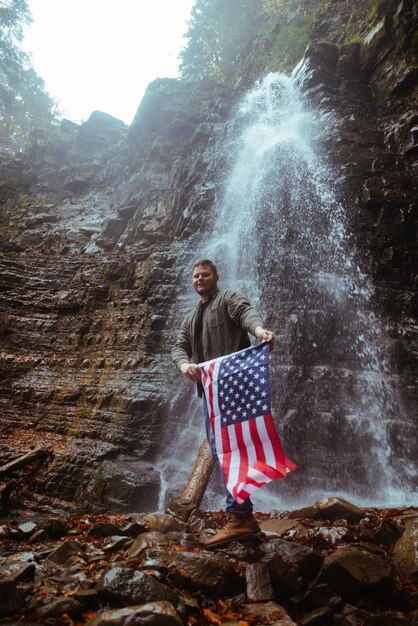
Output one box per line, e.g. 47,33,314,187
0,0,416,512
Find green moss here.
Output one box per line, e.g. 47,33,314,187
339,1,380,45
273,13,315,69
107,277,126,298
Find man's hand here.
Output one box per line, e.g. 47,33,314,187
180,362,202,381
254,325,275,351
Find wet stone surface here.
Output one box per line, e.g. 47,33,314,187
0,499,416,625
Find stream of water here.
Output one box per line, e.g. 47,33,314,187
158,73,416,510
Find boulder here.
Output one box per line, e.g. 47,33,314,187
303,582,343,609
46,540,84,566
392,515,418,579
0,561,36,583
125,531,169,557
289,497,364,522
0,580,23,616
84,601,183,626
260,519,300,536
32,597,83,620
261,538,323,581
315,544,394,598
0,482,15,515
134,549,243,596
39,517,68,539
102,535,130,552
219,540,263,562
5,551,36,564
262,552,303,595
152,513,188,533
246,562,274,602
17,522,38,539
88,522,122,537
79,459,161,513
97,566,180,608
120,520,148,538
172,550,243,595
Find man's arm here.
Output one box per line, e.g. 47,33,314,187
172,317,202,381
226,290,275,350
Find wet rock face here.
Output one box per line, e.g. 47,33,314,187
0,2,417,511
0,78,236,510
278,2,417,498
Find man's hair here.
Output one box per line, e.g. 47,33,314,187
193,259,218,274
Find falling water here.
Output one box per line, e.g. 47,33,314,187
159,73,416,509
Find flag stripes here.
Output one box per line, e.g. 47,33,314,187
200,342,297,503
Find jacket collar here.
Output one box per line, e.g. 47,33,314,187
195,286,219,308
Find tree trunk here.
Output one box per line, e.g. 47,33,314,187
180,438,214,506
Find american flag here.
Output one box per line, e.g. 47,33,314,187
200,342,297,503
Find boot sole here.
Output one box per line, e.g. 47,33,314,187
204,531,262,549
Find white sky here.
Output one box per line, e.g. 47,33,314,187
23,0,195,125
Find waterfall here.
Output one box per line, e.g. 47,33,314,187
158,73,416,510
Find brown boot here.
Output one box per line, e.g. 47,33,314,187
204,513,261,549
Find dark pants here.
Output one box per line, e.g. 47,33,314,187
203,400,253,515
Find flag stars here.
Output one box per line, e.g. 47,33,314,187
216,344,272,427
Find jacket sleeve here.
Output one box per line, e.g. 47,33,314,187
172,316,193,370
225,290,264,335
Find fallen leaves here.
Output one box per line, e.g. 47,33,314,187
202,599,247,625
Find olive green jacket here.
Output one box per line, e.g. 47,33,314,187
172,288,265,369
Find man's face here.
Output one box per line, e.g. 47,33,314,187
193,264,219,299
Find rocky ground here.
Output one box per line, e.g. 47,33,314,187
0,497,417,626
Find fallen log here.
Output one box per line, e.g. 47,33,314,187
0,445,50,479
179,438,214,507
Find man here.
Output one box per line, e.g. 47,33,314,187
172,259,275,547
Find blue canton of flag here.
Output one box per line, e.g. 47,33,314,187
218,344,270,427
